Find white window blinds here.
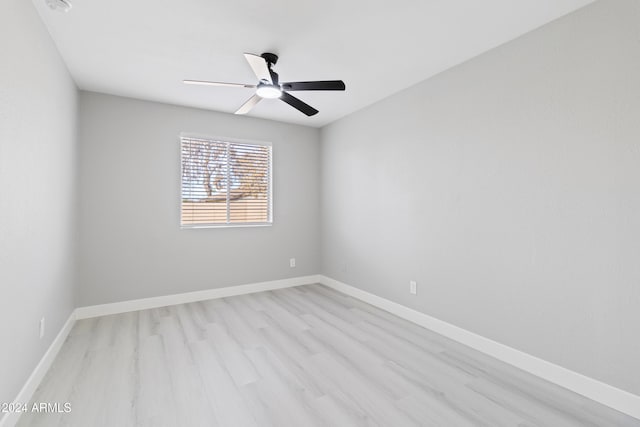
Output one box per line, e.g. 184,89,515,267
181,136,272,227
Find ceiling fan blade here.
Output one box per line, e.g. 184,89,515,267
281,80,346,91
244,53,273,84
183,80,255,88
235,94,262,115
280,92,319,116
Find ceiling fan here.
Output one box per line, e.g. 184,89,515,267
184,53,346,117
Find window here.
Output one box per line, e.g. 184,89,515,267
180,136,272,227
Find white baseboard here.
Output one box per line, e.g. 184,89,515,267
318,275,640,421
75,275,322,319
6,274,638,424
1,275,321,427
0,311,77,427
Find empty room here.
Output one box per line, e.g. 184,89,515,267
2,0,640,425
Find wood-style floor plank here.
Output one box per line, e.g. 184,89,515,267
16,284,640,427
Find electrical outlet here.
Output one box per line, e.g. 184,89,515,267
39,317,45,339
290,258,296,268
409,280,417,295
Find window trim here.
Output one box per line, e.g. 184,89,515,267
179,133,273,229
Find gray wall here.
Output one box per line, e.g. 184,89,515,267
0,1,78,406
77,92,320,306
320,0,640,395
4,0,638,406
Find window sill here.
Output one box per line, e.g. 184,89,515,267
180,222,273,230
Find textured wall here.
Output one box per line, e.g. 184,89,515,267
0,0,78,407
321,0,640,395
77,92,320,305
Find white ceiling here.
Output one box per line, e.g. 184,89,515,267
32,0,593,127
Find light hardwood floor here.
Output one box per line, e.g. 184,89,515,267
17,284,640,426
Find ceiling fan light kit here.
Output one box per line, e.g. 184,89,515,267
184,52,345,117
255,84,282,99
